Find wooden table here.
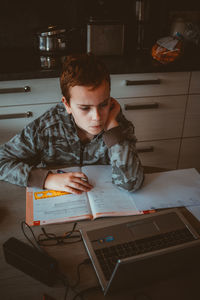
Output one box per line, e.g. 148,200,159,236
1,179,200,300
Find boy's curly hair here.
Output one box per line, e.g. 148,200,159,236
60,53,110,103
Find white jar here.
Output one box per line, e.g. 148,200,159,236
170,17,186,36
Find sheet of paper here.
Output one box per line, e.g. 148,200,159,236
83,165,141,215
132,168,200,211
186,205,200,222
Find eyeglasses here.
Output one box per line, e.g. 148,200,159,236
37,222,82,247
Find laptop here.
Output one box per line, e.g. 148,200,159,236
80,208,200,295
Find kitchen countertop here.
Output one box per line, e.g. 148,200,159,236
0,47,200,81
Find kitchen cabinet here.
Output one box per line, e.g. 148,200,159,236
111,72,190,169
136,139,181,170
111,72,190,98
0,78,61,106
178,71,200,171
116,95,186,141
0,78,61,144
0,103,55,143
183,94,200,137
178,137,200,171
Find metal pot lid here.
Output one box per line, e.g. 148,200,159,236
38,25,66,36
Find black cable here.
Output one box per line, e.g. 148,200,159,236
21,221,45,253
21,221,71,300
56,273,70,300
71,258,102,300
20,221,95,300
72,258,91,289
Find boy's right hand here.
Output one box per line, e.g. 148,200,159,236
44,172,93,194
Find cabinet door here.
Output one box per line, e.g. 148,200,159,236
0,103,56,144
183,95,200,137
178,137,200,172
137,139,180,169
0,78,61,106
111,72,190,98
189,71,200,94
118,95,186,141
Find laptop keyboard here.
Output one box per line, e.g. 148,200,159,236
94,228,195,280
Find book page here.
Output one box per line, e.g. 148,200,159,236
82,165,141,218
26,166,92,226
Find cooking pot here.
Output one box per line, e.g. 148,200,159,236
36,25,69,52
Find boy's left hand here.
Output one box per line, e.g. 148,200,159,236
104,98,120,131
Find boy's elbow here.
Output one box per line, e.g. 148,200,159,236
113,170,144,192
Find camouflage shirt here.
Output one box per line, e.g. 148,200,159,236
0,102,144,191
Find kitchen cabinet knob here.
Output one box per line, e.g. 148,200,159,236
0,111,33,120
0,86,31,94
124,79,161,86
125,102,159,110
137,146,154,153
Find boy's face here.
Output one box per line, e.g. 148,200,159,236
63,80,111,136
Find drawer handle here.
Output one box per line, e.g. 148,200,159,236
0,111,33,120
125,102,159,110
137,146,154,153
124,79,161,86
0,86,31,94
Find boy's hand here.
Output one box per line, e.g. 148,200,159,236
44,172,93,194
104,98,120,131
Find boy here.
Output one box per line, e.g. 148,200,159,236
0,53,144,194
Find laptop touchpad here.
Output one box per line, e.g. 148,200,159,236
128,221,160,240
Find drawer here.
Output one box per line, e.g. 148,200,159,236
0,103,56,144
118,95,186,141
183,95,200,137
189,71,200,94
111,72,190,98
178,137,200,172
137,139,181,170
0,78,61,106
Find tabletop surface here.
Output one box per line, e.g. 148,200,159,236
1,178,200,300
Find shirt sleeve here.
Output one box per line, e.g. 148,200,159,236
0,121,45,188
103,114,144,192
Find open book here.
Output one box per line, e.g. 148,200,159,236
26,165,142,226
26,165,200,226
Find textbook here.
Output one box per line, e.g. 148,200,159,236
26,166,200,226
26,165,142,226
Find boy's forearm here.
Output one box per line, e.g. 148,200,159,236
0,156,49,188
0,126,42,188
0,158,32,187
103,126,144,192
108,142,144,192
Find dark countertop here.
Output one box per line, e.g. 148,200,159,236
0,47,200,81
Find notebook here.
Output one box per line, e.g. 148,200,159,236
80,208,200,295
